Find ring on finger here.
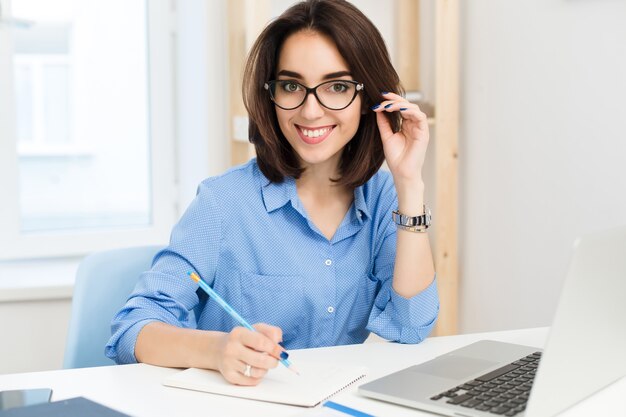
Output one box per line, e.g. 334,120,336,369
244,363,252,377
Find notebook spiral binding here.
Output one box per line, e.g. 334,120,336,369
321,372,367,403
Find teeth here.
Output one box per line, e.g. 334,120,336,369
302,127,329,138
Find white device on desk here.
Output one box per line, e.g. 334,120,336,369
359,226,626,417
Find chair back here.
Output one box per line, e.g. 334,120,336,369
63,245,162,369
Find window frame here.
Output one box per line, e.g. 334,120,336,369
0,0,178,260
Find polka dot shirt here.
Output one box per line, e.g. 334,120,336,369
106,159,439,364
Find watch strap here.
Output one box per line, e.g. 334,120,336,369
392,206,431,230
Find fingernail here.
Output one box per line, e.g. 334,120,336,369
280,351,289,360
370,104,380,110
384,103,393,109
399,107,408,111
381,91,389,95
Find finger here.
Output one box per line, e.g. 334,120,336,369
235,328,281,368
239,344,280,370
243,327,284,361
371,99,408,112
377,92,427,116
380,100,412,112
253,323,283,345
222,360,264,386
238,361,269,380
375,110,394,140
380,102,428,126
232,326,278,355
377,91,409,108
380,91,404,101
399,107,429,125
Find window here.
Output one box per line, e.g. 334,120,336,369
0,0,177,259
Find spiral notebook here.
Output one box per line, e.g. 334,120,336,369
162,361,368,407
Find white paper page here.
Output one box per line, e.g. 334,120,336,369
163,361,368,407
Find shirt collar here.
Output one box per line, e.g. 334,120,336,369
353,183,370,224
260,170,371,223
261,175,296,213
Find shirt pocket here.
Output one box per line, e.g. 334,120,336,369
239,271,304,344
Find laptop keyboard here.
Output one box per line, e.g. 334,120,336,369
429,351,542,416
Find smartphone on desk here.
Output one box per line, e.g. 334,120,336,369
0,389,53,411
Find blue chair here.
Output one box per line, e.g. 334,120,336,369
63,245,162,369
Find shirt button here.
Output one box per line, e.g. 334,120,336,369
324,259,332,266
327,306,335,313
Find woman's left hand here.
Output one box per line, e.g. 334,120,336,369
372,92,430,185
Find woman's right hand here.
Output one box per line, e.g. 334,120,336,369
215,323,285,386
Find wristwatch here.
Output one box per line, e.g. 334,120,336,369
392,205,431,232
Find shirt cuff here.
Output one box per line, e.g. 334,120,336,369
105,318,158,365
390,275,439,328
367,274,439,343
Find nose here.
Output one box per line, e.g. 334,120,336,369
299,91,325,120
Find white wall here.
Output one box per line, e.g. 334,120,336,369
0,299,71,373
459,0,626,333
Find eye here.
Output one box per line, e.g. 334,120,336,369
280,81,301,93
328,82,349,93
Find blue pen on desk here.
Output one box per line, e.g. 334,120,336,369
188,271,300,375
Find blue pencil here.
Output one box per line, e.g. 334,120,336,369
188,271,299,375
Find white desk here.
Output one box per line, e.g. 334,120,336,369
0,327,623,416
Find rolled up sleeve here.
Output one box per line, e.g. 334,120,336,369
105,181,223,364
106,318,159,365
367,274,439,343
105,268,200,364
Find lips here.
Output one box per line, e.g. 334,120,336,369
295,124,335,145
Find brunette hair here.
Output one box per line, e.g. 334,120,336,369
243,0,402,189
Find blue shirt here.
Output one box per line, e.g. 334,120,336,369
106,159,439,364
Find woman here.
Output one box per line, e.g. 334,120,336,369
106,0,438,386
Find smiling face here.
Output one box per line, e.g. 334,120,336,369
274,30,362,175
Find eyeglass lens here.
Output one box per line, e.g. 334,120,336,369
269,80,358,110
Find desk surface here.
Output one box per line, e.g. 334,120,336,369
0,327,623,417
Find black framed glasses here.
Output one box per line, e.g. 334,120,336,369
264,80,364,110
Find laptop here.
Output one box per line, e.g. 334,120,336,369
359,226,626,416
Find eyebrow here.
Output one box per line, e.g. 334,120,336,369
276,70,352,80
